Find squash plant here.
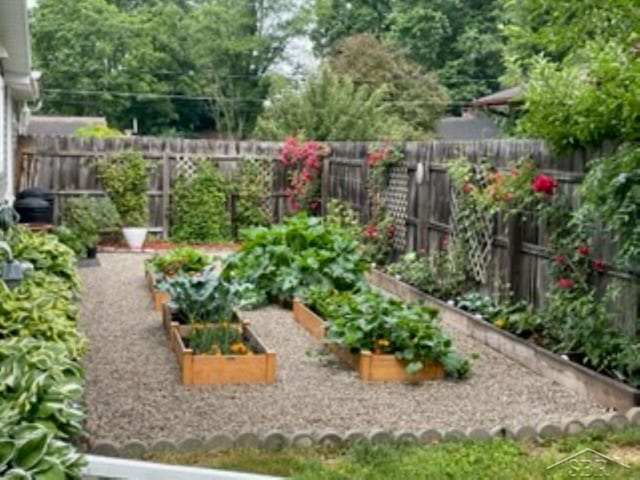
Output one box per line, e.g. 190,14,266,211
222,213,368,304
146,247,212,277
304,286,470,378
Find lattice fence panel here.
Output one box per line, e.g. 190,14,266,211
382,159,408,250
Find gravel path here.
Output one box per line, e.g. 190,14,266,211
79,253,606,444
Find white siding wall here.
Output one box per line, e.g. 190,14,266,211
0,72,5,201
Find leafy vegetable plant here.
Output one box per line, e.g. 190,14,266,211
147,247,212,277
303,285,469,378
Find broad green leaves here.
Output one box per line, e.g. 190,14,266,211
222,213,369,304
305,285,470,378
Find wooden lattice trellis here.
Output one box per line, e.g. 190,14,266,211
449,176,494,284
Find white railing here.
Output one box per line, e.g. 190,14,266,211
82,455,283,480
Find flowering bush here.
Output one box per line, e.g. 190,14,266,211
366,140,403,189
361,213,395,265
280,137,328,214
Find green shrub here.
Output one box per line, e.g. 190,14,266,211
97,151,148,226
170,163,230,242
254,68,416,141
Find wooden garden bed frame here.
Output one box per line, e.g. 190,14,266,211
366,269,640,409
292,299,444,382
170,323,276,385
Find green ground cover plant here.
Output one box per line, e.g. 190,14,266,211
146,247,212,277
0,226,86,478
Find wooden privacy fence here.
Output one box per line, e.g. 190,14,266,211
16,135,638,333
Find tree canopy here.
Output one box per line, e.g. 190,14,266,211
312,0,504,104
31,0,303,136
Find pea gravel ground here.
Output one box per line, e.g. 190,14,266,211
78,253,607,444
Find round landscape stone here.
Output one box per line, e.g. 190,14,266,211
561,419,585,436
264,431,289,451
537,423,562,439
514,426,537,441
626,407,640,426
395,432,419,445
292,433,314,448
604,412,628,430
419,429,442,444
585,416,609,432
344,431,367,445
149,440,177,453
443,429,466,442
120,440,147,458
319,431,344,448
467,428,491,441
489,426,512,439
178,437,204,452
205,434,233,451
91,441,121,457
369,430,394,445
235,433,262,449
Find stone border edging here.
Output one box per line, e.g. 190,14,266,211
366,270,640,410
88,408,640,457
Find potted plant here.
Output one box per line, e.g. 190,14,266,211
97,151,149,250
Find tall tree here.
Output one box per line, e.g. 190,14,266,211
312,0,504,104
328,33,448,134
31,0,303,136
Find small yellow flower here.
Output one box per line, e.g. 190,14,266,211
230,341,248,355
493,318,506,329
376,338,390,347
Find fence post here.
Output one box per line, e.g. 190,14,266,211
320,157,330,216
506,214,523,297
161,154,170,239
229,190,239,240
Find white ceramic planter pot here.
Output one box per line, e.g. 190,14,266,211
122,227,147,250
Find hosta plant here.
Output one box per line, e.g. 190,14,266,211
0,338,84,440
0,273,84,358
0,423,85,479
303,285,470,378
4,227,79,292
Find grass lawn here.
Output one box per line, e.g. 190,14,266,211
144,426,640,479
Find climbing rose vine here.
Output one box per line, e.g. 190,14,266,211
531,173,558,195
280,137,324,213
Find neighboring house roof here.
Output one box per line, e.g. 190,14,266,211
0,0,39,100
472,86,522,107
26,116,107,136
435,114,501,140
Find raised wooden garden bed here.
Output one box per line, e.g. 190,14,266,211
145,270,170,311
170,323,276,385
292,299,444,382
366,269,640,409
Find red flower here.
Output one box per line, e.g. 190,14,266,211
592,258,605,272
363,224,378,238
531,173,558,195
386,224,395,235
504,191,514,201
553,254,567,264
576,245,590,256
557,277,574,289
462,182,475,194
